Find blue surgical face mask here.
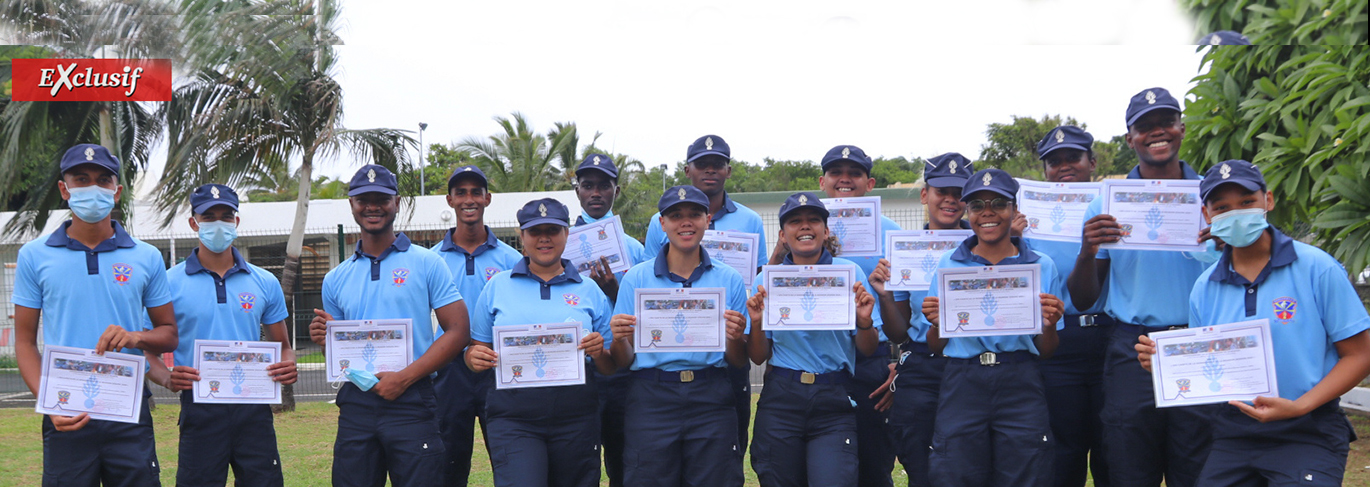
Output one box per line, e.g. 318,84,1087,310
66,185,116,223
197,220,237,253
1209,208,1269,248
1189,239,1222,264
344,368,379,391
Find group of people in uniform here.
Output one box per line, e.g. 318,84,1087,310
11,85,1370,487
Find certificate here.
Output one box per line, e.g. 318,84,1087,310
761,265,858,331
702,230,760,290
1150,319,1278,408
493,322,586,389
936,264,1043,338
36,346,146,424
1015,179,1101,243
564,215,633,275
821,197,883,257
884,230,973,291
634,287,727,353
326,319,414,383
1099,179,1205,252
192,340,282,404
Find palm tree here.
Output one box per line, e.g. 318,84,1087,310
455,112,578,192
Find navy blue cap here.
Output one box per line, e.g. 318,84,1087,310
686,135,730,163
1200,160,1266,202
961,168,1019,202
1198,31,1251,45
575,154,619,179
1125,87,1182,127
778,192,830,224
658,185,710,214
59,144,120,175
448,165,488,189
1037,125,1095,160
190,184,239,214
348,164,398,196
821,145,873,174
517,198,570,229
924,152,974,188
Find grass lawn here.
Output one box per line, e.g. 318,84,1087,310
3,399,1370,486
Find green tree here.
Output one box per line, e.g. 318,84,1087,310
410,143,468,195
455,112,577,193
1091,135,1136,179
1182,45,1370,276
871,156,921,186
1181,0,1365,44
978,114,1086,181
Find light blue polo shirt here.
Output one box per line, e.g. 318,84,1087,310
432,225,522,322
575,210,647,282
1024,238,1105,316
893,221,973,344
927,236,1065,359
155,248,290,367
1083,161,1215,327
469,258,612,357
613,246,747,371
643,192,766,269
842,215,903,279
1190,228,1370,401
753,251,885,375
321,233,462,359
12,220,172,354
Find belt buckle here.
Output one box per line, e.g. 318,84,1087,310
800,372,817,384
1167,325,1186,331
979,352,999,366
679,370,695,383
1079,315,1097,327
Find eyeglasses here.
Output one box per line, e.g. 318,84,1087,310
966,198,1014,213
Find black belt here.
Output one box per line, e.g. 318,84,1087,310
946,350,1036,366
1065,313,1115,328
770,366,851,385
901,341,942,357
632,367,727,383
1117,322,1187,335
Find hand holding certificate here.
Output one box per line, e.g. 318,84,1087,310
1148,319,1278,408
1099,179,1205,252
1015,180,1101,242
760,265,858,331
820,197,883,257
564,215,633,275
936,264,1043,338
634,287,728,353
493,322,586,389
36,346,146,424
326,319,414,383
192,340,283,404
702,230,760,289
884,230,973,291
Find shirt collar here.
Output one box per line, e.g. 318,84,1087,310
438,225,500,256
711,192,738,221
510,257,584,284
924,220,971,230
353,232,412,261
1127,160,1201,180
184,247,249,277
949,236,1038,265
574,210,614,226
1208,228,1298,286
782,249,835,265
45,220,137,251
652,245,715,278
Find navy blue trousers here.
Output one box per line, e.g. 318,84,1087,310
888,342,945,487
176,391,283,486
729,364,752,454
42,391,160,487
332,378,446,487
1197,400,1354,486
1040,319,1112,487
751,369,858,487
623,368,743,487
596,370,630,487
434,360,492,487
846,342,895,487
1099,324,1211,487
929,356,1053,487
485,372,601,487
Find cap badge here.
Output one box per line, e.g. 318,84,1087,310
84,147,95,161
798,194,808,205
1145,91,1157,105
1220,163,1231,179
705,137,714,151
367,168,376,182
841,147,851,158
982,172,993,186
538,203,547,217
677,188,687,200
463,167,472,171
593,156,601,166
1209,36,1222,46
1055,130,1065,143
949,160,958,174
211,187,220,199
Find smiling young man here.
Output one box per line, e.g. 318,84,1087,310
1029,125,1113,487
1137,161,1370,486
13,144,178,486
308,164,470,487
1066,87,1215,487
642,134,766,453
430,165,522,487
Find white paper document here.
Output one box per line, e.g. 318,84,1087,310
634,287,728,353
761,265,858,331
884,230,974,291
1099,179,1205,252
936,264,1043,338
36,346,146,424
820,197,883,257
1016,179,1101,243
564,215,634,275
192,339,283,404
493,322,586,389
701,230,760,290
326,319,414,383
1150,319,1279,408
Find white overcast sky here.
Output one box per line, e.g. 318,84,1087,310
139,0,1210,190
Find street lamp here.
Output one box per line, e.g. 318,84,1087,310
659,163,668,192
418,122,428,195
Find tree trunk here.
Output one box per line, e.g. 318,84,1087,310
273,156,314,413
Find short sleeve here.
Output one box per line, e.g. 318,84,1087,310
322,272,344,320
426,254,462,309
592,288,613,349
12,245,43,309
469,279,498,343
1083,198,1109,260
892,290,910,302
1188,281,1205,329
260,272,290,325
141,252,173,308
643,215,665,260
1039,256,1066,331
1317,264,1370,343
752,220,768,268
853,264,884,331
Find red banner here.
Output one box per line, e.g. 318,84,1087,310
10,58,172,102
